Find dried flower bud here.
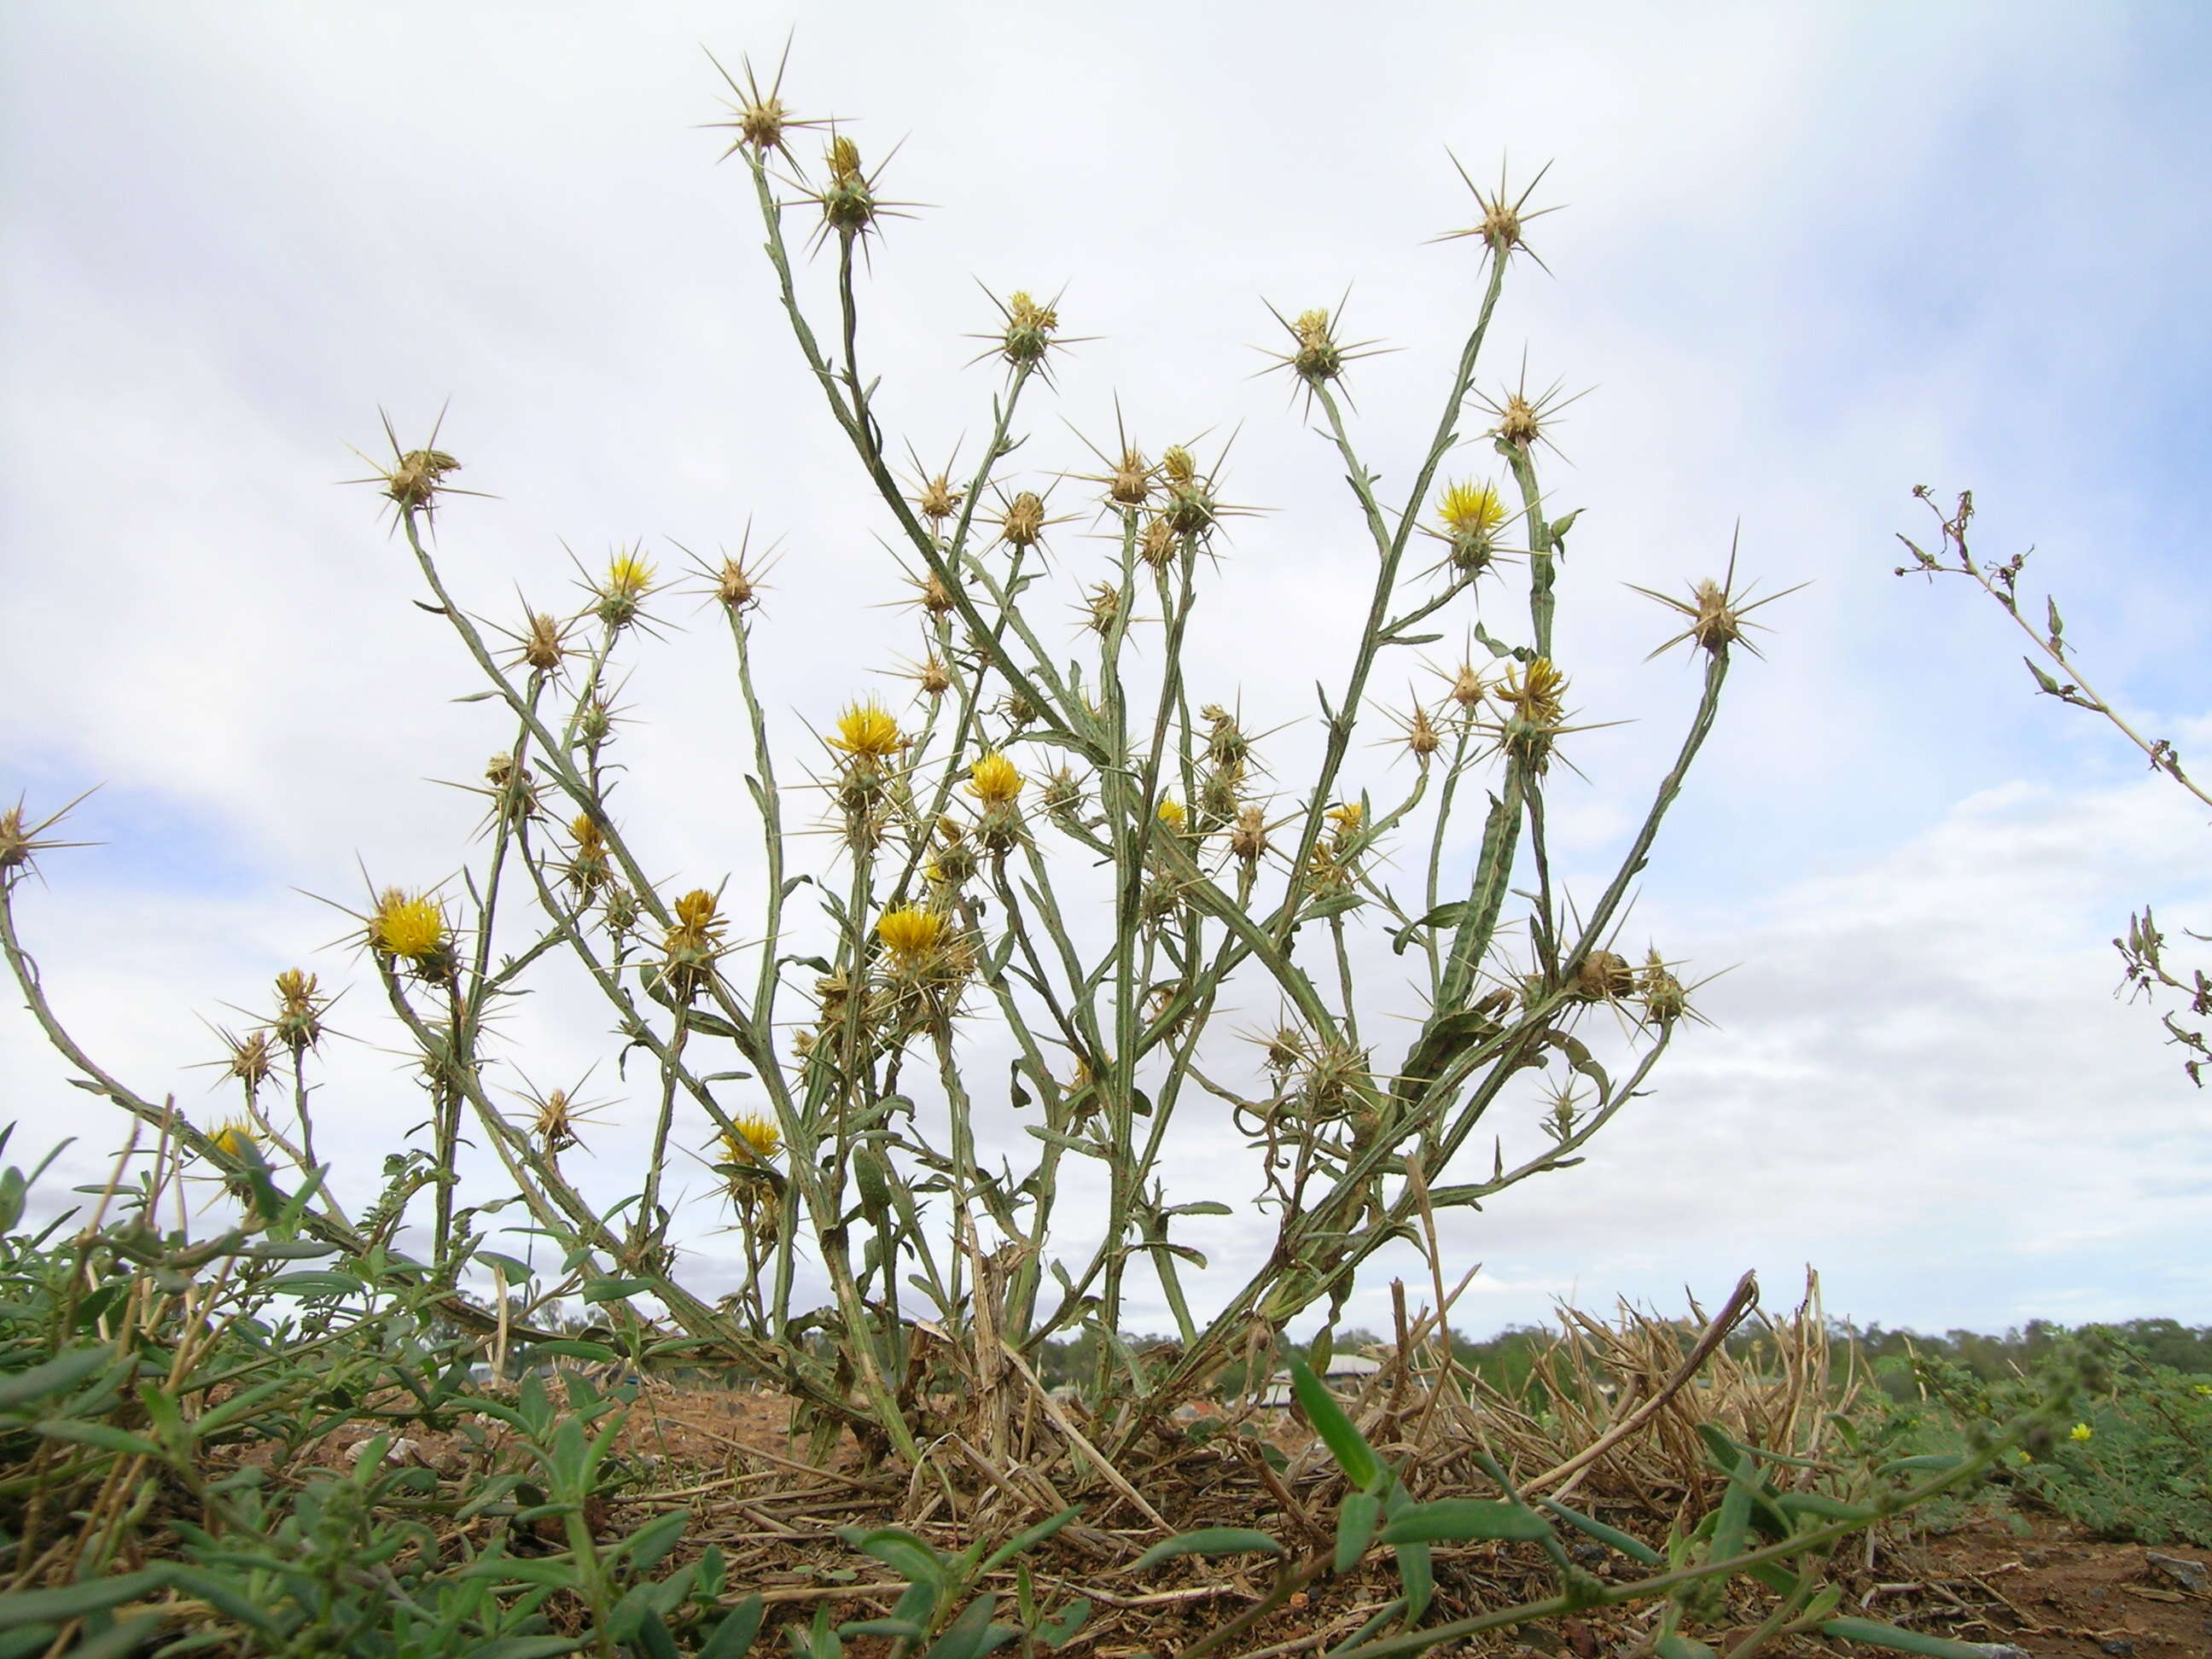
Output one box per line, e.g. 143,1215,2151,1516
1000,290,1059,367
999,491,1047,550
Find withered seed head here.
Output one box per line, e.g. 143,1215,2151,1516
999,491,1047,550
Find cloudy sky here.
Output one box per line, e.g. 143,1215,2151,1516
4,2,2209,1343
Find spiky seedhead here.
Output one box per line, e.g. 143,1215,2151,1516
913,655,952,697
1082,580,1122,636
1627,539,1805,662
386,448,462,514
1230,803,1270,864
1639,947,1687,1026
1445,660,1487,710
521,610,570,673
915,472,963,524
1105,447,1153,508
704,43,818,161
1040,767,1084,818
1570,950,1634,1003
715,554,765,613
1138,514,1178,570
270,968,327,1054
216,1027,274,1092
998,491,1047,550
1402,701,1442,761
1439,157,1559,269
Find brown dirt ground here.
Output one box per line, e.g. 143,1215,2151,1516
299,1382,2212,1656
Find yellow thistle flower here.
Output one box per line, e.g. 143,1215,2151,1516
829,698,903,759
1438,480,1507,538
968,752,1024,806
2069,1422,2094,1443
369,888,451,964
876,905,948,963
1326,800,1365,838
209,1117,259,1161
1495,657,1568,727
604,550,655,597
720,1114,782,1165
1155,797,1187,832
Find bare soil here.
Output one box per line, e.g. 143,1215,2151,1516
301,1383,2211,1656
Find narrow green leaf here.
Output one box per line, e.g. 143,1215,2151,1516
976,1505,1081,1575
1395,1540,1434,1624
267,1271,367,1299
1538,1499,1663,1565
0,1346,112,1412
696,1595,765,1659
1336,1489,1381,1573
1819,1616,2022,1657
581,1278,655,1303
1129,1529,1284,1571
32,1420,160,1458
1377,1499,1553,1545
838,1525,946,1589
471,1640,586,1659
613,1506,691,1571
0,1568,170,1629
523,1339,620,1364
1287,1354,1382,1490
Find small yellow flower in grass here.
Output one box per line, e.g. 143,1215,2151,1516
1437,480,1507,539
876,905,948,963
1155,797,1187,832
2069,1422,2094,1443
209,1117,259,1161
719,1114,782,1165
829,698,903,759
370,888,451,965
968,752,1024,806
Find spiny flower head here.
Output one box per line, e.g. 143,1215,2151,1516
829,698,903,759
597,547,656,626
1445,660,1488,709
1495,657,1568,728
1155,796,1187,833
568,813,612,892
271,968,327,1053
369,888,452,968
209,1117,259,1161
1326,800,1365,847
219,1027,275,1091
520,610,570,674
876,905,949,963
915,472,963,523
998,491,1048,550
967,752,1024,806
662,888,726,1001
819,133,875,232
1231,802,1270,863
1000,290,1059,367
1138,514,1178,570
